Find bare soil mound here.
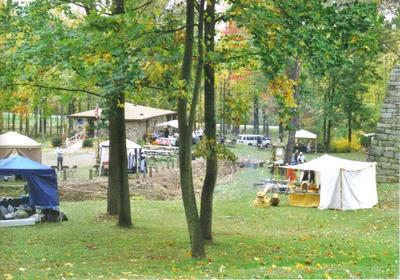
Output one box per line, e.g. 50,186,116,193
59,160,237,201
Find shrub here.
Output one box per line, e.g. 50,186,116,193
51,136,63,148
82,138,93,148
331,137,362,153
360,136,370,147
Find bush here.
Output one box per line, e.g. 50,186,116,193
51,136,63,148
360,135,371,147
82,138,93,148
331,137,362,153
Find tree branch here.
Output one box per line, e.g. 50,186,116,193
7,83,103,98
130,1,153,12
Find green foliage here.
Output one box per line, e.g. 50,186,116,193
193,137,237,162
51,136,62,148
360,135,372,147
82,138,93,148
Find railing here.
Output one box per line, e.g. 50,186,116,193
65,129,85,147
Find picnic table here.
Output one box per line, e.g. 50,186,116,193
144,145,178,153
143,149,174,156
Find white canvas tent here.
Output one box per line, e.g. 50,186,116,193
282,154,377,210
295,129,317,153
98,139,141,175
155,119,179,129
0,132,42,162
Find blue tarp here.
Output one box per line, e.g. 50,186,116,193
0,156,59,207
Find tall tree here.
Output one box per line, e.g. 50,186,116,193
200,0,217,242
177,0,205,258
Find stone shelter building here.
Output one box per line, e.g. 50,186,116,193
68,103,177,142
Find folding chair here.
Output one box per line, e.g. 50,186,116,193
69,165,77,177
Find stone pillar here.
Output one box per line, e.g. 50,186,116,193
367,65,400,183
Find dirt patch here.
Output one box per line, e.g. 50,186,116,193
59,159,237,202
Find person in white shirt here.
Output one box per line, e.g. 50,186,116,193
55,146,64,171
197,128,204,140
298,152,305,163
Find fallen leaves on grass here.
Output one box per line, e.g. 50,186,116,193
3,274,13,280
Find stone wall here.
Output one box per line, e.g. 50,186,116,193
367,65,400,183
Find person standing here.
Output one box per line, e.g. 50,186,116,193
56,146,64,171
298,152,305,163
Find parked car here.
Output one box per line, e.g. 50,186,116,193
236,134,271,147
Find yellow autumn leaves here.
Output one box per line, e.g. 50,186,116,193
268,75,297,108
143,60,168,83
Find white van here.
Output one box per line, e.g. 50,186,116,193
236,135,271,146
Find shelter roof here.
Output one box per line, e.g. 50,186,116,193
281,154,375,172
68,103,176,121
99,139,141,149
0,132,41,149
156,119,179,129
295,129,317,139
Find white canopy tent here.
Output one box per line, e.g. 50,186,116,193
295,129,317,153
0,132,42,162
155,119,179,129
281,154,378,210
99,139,141,175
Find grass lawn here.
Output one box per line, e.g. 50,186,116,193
0,147,398,279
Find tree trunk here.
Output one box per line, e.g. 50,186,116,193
219,83,223,136
68,100,75,135
12,113,15,131
19,114,23,133
56,113,59,136
200,0,217,242
0,111,3,132
60,104,64,137
25,114,30,136
326,119,332,151
43,117,47,135
177,0,205,258
114,94,132,227
323,110,327,152
263,110,269,136
347,113,352,143
7,112,10,130
106,0,133,229
253,95,259,134
284,60,301,164
49,114,52,136
278,121,284,139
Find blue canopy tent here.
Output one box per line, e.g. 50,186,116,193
0,156,59,208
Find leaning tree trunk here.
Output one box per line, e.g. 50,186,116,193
284,59,301,164
177,0,204,258
200,0,218,242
